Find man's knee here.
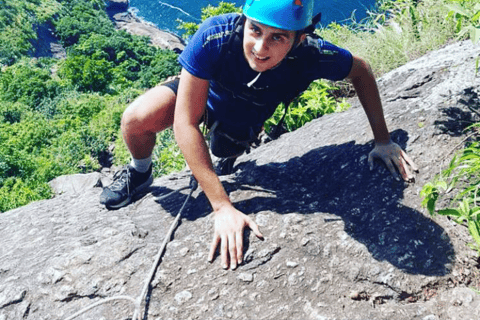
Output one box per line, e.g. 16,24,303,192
121,96,148,133
121,87,176,134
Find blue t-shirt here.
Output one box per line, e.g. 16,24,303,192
178,13,353,139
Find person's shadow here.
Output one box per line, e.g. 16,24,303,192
150,129,454,277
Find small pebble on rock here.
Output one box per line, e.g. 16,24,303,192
175,290,193,305
237,272,254,282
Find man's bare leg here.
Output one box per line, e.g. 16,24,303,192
121,85,176,159
100,85,177,209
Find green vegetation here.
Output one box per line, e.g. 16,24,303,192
177,1,242,38
0,0,180,212
319,0,457,75
445,0,480,44
0,0,38,65
445,0,480,76
54,0,113,47
0,0,472,213
421,135,480,252
264,80,350,133
419,1,480,254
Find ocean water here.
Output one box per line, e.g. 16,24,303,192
128,0,378,36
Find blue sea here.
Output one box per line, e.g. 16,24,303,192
128,0,378,36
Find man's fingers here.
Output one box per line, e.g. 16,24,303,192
221,234,228,269
208,234,220,262
247,218,264,240
235,231,244,264
385,158,400,181
368,142,418,182
368,151,375,171
396,156,409,181
228,234,237,270
401,149,419,172
398,156,414,182
395,150,416,181
210,209,267,270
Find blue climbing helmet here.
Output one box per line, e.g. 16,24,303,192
243,0,314,31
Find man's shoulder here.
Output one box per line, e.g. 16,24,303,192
199,13,242,36
290,36,354,81
178,13,242,80
297,36,350,57
186,13,241,52
203,12,242,25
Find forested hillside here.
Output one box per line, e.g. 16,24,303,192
0,0,182,212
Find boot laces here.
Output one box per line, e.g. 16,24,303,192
109,167,131,195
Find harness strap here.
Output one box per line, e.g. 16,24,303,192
213,14,246,80
304,12,322,35
209,120,259,155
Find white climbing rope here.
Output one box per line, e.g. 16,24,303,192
64,296,137,320
132,185,194,320
64,178,197,320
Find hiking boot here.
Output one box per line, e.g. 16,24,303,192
100,164,153,209
215,157,237,176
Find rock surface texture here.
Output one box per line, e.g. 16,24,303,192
1,41,480,320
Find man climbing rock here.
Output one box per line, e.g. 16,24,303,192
100,0,418,270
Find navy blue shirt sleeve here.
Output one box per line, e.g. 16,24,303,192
311,39,353,81
178,14,239,80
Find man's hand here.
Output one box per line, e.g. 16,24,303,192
368,140,418,182
208,205,263,270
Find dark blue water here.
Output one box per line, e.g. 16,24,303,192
129,0,378,36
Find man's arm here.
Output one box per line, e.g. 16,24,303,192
173,68,263,270
347,55,418,181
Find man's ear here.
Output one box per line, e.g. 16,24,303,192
293,32,307,49
299,33,307,43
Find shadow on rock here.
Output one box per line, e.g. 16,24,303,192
434,106,479,136
148,184,212,220
435,87,480,136
142,129,454,277
225,129,454,277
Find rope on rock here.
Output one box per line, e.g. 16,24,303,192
64,176,198,320
64,296,136,320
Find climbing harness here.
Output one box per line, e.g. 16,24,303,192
64,176,198,320
208,120,261,158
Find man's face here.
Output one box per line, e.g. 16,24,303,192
243,18,296,72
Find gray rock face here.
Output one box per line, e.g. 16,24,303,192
107,2,185,52
1,40,480,319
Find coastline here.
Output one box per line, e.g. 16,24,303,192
105,0,185,52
